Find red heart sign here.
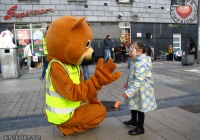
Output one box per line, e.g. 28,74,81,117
176,5,192,19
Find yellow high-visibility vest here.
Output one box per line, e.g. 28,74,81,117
42,37,48,55
45,59,81,125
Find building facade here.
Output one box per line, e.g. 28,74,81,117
0,0,198,58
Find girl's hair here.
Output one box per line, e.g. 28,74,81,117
190,38,194,42
6,26,12,31
130,41,153,57
106,35,110,39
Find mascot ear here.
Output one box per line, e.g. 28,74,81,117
86,22,90,26
71,16,85,30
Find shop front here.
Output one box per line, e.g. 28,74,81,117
14,23,47,57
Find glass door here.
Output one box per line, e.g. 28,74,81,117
173,33,182,60
14,23,31,57
31,23,47,56
14,23,47,57
173,34,181,50
119,22,131,48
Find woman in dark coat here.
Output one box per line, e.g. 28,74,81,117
189,39,196,60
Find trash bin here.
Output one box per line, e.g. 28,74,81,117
0,48,19,79
182,54,194,65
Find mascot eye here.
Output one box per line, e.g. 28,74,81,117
86,40,90,48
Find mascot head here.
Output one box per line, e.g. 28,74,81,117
46,16,94,65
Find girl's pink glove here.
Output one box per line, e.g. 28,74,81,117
123,83,127,89
122,92,128,98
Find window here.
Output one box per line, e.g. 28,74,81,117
116,0,133,3
68,0,86,1
18,0,40,1
14,23,47,57
173,34,181,49
171,0,184,6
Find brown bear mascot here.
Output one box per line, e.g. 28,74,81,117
45,16,121,138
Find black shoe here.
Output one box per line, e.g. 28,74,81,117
128,127,144,135
123,120,137,126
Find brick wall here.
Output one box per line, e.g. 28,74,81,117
0,0,198,24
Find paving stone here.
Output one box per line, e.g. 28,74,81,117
191,125,200,133
17,128,36,135
11,97,20,103
34,109,43,114
103,117,142,140
183,131,200,140
168,107,200,123
116,114,131,122
11,108,20,114
53,125,76,140
146,111,193,134
156,108,200,127
157,128,188,140
29,103,37,107
9,113,18,117
75,130,98,140
0,103,9,109
91,121,126,140
36,104,43,109
18,111,26,116
4,106,15,112
0,112,10,118
144,115,168,131
26,111,35,115
36,125,53,134
15,102,23,108
139,126,165,140
0,109,4,116
0,130,18,140
36,125,54,140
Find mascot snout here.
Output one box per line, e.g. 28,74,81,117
81,49,95,65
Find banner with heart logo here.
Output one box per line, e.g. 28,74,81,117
170,0,197,24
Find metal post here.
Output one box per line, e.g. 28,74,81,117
197,0,200,64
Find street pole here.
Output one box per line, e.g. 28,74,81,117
197,0,200,64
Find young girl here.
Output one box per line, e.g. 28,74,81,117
122,41,157,135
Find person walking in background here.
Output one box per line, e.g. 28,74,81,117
122,41,157,136
189,38,196,62
81,65,90,81
80,55,95,81
120,42,126,63
24,42,32,70
40,29,48,80
114,45,121,63
103,35,111,63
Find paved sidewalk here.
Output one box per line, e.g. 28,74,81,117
0,61,200,140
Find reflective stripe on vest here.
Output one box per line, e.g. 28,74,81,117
42,37,48,55
45,59,81,125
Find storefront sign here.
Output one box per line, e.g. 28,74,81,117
170,0,197,24
4,5,54,20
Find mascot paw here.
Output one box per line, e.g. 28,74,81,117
94,58,121,86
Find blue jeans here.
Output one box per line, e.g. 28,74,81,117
81,65,90,80
41,61,48,78
104,50,111,63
